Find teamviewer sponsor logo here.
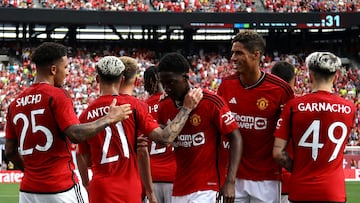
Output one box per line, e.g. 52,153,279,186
192,132,205,146
234,114,267,130
254,117,267,130
174,132,205,147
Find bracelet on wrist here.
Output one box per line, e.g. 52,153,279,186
181,107,191,115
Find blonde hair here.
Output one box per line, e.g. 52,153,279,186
119,56,139,85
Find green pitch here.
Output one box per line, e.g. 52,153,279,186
0,181,359,202
347,181,360,202
0,183,19,203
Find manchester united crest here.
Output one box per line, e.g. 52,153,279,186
257,97,269,110
190,114,201,126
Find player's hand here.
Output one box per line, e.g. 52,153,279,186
82,181,90,192
137,135,149,148
107,99,132,123
220,180,235,203
146,191,158,203
183,88,203,111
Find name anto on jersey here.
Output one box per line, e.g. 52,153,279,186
298,102,352,114
16,94,42,107
87,106,110,120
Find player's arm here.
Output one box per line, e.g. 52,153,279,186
221,129,243,202
149,88,203,145
5,138,24,172
76,153,91,191
137,136,157,203
273,138,293,172
65,99,132,143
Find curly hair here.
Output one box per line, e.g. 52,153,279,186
30,42,67,68
158,52,190,74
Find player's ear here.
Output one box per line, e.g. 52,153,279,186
332,72,338,85
182,73,189,80
254,50,261,59
96,74,100,83
119,75,125,86
50,64,57,76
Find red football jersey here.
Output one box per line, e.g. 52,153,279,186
145,92,176,182
217,72,294,181
5,83,80,193
274,91,355,202
78,94,159,203
157,89,239,196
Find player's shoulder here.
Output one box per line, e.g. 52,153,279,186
159,94,172,103
202,89,226,108
146,92,165,103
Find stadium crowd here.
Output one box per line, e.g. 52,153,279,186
0,0,359,12
1,45,360,146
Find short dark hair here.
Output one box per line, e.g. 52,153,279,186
271,61,295,83
144,66,159,94
158,52,190,74
31,42,67,68
232,30,266,55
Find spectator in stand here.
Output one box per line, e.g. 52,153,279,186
271,60,296,203
143,66,176,203
76,56,203,203
4,42,132,203
157,52,243,203
217,30,294,203
273,51,355,202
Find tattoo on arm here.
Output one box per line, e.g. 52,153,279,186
162,107,191,143
66,117,109,143
278,149,293,172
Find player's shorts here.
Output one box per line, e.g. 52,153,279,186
172,190,217,203
153,182,173,203
281,194,290,203
234,179,280,203
19,183,88,203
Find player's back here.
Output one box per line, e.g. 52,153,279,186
79,94,153,176
145,92,176,182
6,83,79,193
286,91,355,201
78,93,159,202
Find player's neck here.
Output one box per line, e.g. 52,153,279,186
239,70,263,88
311,83,333,93
100,83,120,96
119,84,134,96
35,77,53,85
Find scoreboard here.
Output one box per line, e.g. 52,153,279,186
189,13,357,29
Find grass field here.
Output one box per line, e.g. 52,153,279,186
0,181,359,202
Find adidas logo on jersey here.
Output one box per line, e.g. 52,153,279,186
229,97,237,104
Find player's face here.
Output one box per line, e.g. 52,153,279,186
53,56,69,87
159,72,188,101
231,42,257,74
